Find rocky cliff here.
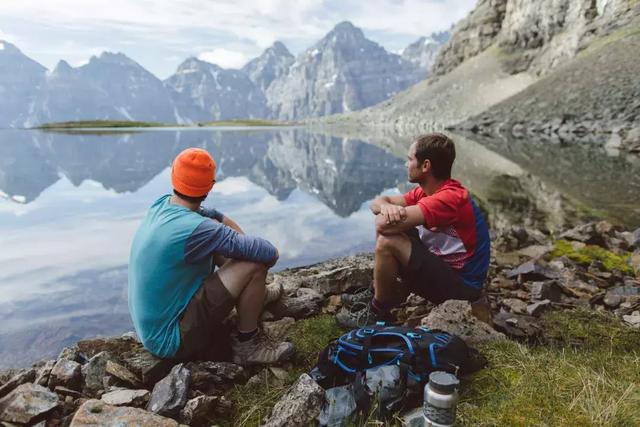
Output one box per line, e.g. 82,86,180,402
265,22,423,120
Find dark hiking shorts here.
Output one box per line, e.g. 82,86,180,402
400,229,481,305
174,272,235,361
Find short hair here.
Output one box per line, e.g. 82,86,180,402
173,189,207,204
414,133,456,179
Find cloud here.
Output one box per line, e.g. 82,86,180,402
198,48,251,69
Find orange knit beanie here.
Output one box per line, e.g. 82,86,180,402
171,148,216,197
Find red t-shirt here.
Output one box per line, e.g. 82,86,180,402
403,179,490,289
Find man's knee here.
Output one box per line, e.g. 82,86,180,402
375,234,407,254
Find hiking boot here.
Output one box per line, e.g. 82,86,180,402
231,330,294,365
340,286,374,308
335,302,392,329
264,282,284,306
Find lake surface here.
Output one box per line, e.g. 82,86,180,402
1,127,638,368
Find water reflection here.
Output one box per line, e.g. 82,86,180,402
0,128,406,368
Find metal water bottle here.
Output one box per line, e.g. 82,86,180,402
423,371,460,427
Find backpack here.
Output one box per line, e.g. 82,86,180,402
311,323,470,389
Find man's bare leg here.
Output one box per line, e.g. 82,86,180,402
216,259,294,364
216,260,267,331
374,234,412,305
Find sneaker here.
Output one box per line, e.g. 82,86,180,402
341,286,374,308
264,282,284,306
232,330,294,365
335,302,390,329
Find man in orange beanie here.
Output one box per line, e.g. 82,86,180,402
128,147,293,365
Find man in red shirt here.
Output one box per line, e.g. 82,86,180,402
337,133,490,328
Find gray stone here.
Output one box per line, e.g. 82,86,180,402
493,313,542,340
506,260,560,281
421,300,505,346
101,389,150,407
120,349,174,387
179,395,232,425
82,351,119,395
526,300,551,317
58,345,83,363
34,360,56,387
623,311,640,328
0,383,59,424
49,359,83,390
77,336,139,359
529,281,563,302
147,363,191,417
262,374,325,427
0,369,36,399
603,292,623,309
70,399,180,427
270,287,324,320
501,298,529,314
105,360,143,389
187,361,246,395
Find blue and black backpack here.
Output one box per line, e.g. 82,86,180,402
311,323,470,388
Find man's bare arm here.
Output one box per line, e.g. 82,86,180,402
375,205,425,235
369,194,407,214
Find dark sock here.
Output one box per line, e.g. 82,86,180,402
371,298,393,317
237,328,258,342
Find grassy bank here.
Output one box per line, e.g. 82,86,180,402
35,119,291,130
222,309,640,426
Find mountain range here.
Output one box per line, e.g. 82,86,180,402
0,23,449,127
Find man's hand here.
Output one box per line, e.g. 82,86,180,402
380,204,407,224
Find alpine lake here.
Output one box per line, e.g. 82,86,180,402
1,125,639,368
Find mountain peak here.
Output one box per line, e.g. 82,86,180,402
88,51,138,67
0,40,22,55
270,41,292,57
52,60,74,75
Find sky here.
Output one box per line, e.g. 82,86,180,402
0,0,477,79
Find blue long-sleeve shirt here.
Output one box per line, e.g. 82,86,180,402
128,194,277,358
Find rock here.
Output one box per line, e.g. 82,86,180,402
270,254,373,296
506,260,560,281
0,383,59,424
121,331,140,342
623,311,640,328
263,317,296,341
517,245,552,259
101,389,150,407
489,277,518,291
77,336,140,359
187,361,245,395
82,351,119,395
528,281,563,302
262,374,324,427
147,363,191,417
120,349,174,387
53,386,84,399
58,345,83,363
493,312,542,341
105,361,143,389
603,292,623,309
500,298,528,314
270,287,324,319
560,223,608,247
565,280,602,296
179,395,232,425
421,300,505,346
70,399,180,426
49,359,83,390
34,360,56,387
526,300,551,317
0,369,36,399
323,295,342,314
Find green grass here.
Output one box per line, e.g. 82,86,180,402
35,120,168,129
548,240,634,274
200,119,291,127
222,309,640,426
223,315,343,427
459,309,640,426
